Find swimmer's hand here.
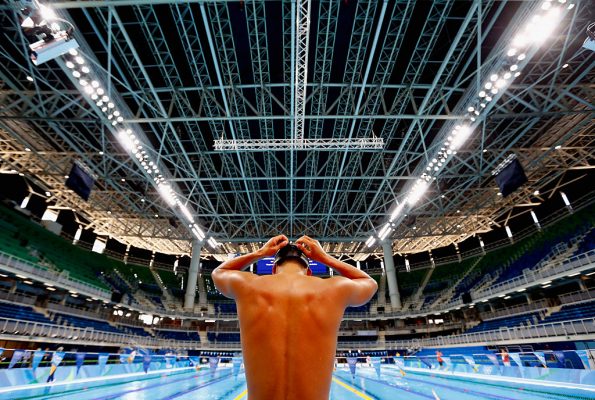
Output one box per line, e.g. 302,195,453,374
259,235,290,257
295,235,326,263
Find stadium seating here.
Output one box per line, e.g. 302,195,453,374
122,325,152,337
447,205,595,304
466,312,541,333
158,330,201,341
214,303,237,314
540,300,595,324
207,332,240,342
575,228,595,255
345,304,371,314
0,302,53,324
53,313,125,334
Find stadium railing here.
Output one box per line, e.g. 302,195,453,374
0,251,110,300
478,299,549,321
466,248,595,303
559,288,595,305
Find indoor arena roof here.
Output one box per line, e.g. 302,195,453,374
0,0,593,258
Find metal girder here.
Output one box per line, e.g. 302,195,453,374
0,0,593,260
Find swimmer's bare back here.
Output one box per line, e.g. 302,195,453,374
212,235,378,400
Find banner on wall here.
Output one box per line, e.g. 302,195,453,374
346,357,357,376
128,350,137,364
165,355,176,369
371,357,382,378
98,353,109,372
486,354,500,366
143,354,151,373
189,356,200,368
534,352,547,367
232,356,243,379
509,353,523,369
209,357,219,372
75,353,86,376
8,350,25,369
51,352,65,367
32,350,45,370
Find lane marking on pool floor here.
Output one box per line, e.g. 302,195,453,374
232,388,247,399
332,377,374,400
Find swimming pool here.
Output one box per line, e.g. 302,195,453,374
2,365,594,399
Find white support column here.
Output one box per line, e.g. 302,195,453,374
382,241,401,310
184,240,202,310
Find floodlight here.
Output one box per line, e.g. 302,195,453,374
449,125,472,150
407,180,430,205
118,130,135,152
158,184,176,206
180,204,193,221
378,224,392,241
389,201,406,222
39,5,57,21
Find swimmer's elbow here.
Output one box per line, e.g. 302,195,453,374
348,278,378,306
211,268,233,297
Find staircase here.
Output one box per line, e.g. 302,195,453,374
428,256,484,309
377,273,387,306
535,234,585,274
113,269,156,310
196,272,208,307
413,268,435,303
150,269,179,310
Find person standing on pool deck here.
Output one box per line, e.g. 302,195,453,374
212,235,378,400
436,350,444,368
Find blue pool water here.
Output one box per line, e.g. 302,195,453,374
2,366,594,400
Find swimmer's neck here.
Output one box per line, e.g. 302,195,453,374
274,261,307,275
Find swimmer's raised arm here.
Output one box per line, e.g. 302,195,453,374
296,235,378,306
212,234,289,298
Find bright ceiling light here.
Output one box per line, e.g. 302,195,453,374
378,223,392,240
449,125,472,150
158,184,176,206
512,34,528,47
495,79,506,88
180,204,193,221
407,180,430,206
39,5,57,21
118,130,135,152
507,48,517,57
389,201,406,222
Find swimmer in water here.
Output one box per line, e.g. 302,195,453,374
212,235,378,400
